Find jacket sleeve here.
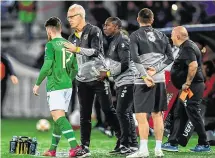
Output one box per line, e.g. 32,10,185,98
78,27,103,57
1,54,16,76
130,33,148,77
153,35,174,73
109,37,130,76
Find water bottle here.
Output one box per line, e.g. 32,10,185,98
9,136,17,154
29,137,37,155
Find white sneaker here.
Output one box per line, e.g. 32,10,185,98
126,150,149,158
155,149,164,157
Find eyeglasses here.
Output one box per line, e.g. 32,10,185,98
67,14,81,20
102,24,108,28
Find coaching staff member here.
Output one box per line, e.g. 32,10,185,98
101,17,138,155
64,4,121,155
127,8,174,158
162,26,211,152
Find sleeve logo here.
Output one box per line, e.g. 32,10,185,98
84,34,88,40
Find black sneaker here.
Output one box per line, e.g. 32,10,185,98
74,145,91,158
109,139,121,154
119,145,133,155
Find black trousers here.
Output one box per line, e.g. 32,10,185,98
76,80,121,147
116,84,138,147
168,82,208,145
94,95,103,126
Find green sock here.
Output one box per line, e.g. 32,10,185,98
49,122,62,151
56,116,78,148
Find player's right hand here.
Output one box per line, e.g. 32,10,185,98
10,75,19,85
147,67,156,76
33,85,40,96
143,76,155,87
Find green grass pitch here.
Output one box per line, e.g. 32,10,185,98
1,119,214,158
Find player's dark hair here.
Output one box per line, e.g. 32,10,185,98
106,17,122,29
44,17,62,31
138,8,154,24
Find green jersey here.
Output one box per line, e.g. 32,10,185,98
36,38,78,91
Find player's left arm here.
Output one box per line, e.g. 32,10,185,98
77,27,103,57
184,47,198,86
35,43,54,86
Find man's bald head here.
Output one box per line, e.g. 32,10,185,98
171,26,189,47
173,26,189,39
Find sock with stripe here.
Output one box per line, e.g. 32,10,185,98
55,116,78,148
49,121,62,151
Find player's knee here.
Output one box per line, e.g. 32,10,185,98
116,108,129,115
151,111,162,118
135,113,147,124
51,110,65,121
101,105,115,114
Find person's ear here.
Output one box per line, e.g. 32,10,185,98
137,17,140,23
46,27,51,35
151,17,154,25
115,25,119,31
176,35,180,40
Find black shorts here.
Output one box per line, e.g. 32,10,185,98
134,83,167,113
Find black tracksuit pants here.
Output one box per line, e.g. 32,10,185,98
116,84,138,147
168,82,208,146
76,80,121,147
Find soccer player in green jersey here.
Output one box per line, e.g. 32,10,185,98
33,17,83,157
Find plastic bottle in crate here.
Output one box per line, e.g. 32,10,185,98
29,137,37,155
9,136,17,154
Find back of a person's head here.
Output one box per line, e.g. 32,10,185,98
44,17,62,31
138,8,154,24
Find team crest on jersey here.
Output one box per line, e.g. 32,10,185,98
73,40,77,45
84,34,88,40
121,43,125,48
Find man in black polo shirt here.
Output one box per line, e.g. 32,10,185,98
64,4,121,156
162,26,211,152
